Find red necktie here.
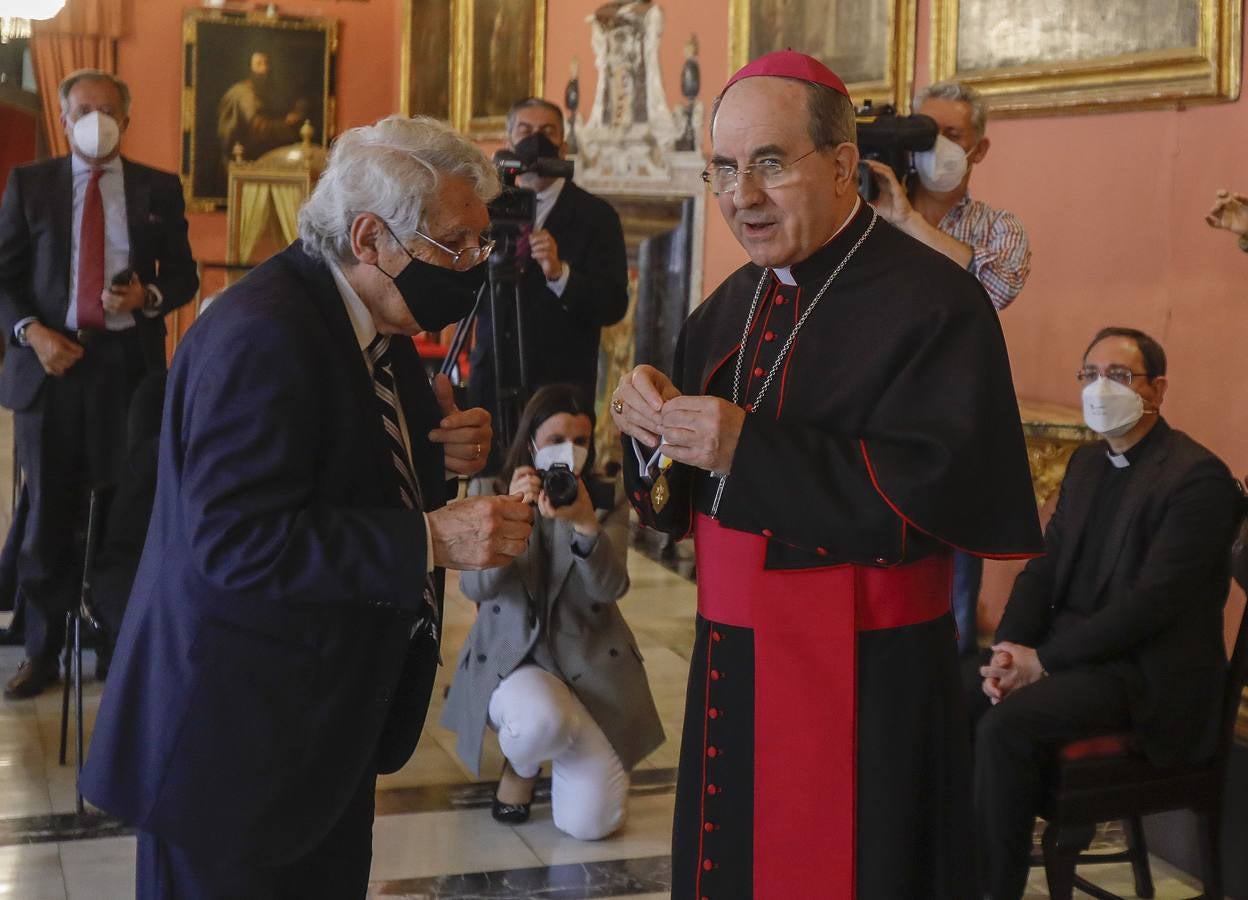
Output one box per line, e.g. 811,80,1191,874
76,168,106,330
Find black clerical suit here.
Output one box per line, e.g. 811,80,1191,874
0,157,197,673
970,418,1241,899
468,180,627,433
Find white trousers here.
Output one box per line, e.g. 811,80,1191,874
488,664,629,840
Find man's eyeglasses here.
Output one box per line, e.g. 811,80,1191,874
701,147,819,195
410,227,495,271
1076,365,1150,387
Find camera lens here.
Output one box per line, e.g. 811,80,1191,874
542,464,579,508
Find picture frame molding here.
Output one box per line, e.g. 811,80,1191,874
449,0,547,140
180,8,337,212
929,0,1242,117
727,0,918,112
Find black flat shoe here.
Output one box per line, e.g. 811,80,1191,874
491,760,536,824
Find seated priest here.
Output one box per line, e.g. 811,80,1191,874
967,326,1242,900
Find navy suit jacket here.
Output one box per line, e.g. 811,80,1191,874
0,156,198,410
81,243,448,866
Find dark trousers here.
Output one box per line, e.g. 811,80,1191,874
952,551,983,654
137,768,378,899
963,652,1131,899
13,331,144,663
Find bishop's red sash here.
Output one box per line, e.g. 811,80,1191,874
693,514,953,899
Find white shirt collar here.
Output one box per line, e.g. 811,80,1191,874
536,177,566,204
1106,451,1131,469
71,153,123,176
771,195,862,286
328,261,378,352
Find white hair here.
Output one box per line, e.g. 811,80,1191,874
298,115,501,265
914,80,989,138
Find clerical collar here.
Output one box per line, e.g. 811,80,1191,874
1104,417,1166,469
772,196,865,286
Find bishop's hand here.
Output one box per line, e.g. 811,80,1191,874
611,364,680,448
658,395,746,475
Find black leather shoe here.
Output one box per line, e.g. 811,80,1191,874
491,761,536,824
4,658,59,700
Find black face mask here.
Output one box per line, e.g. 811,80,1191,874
513,132,561,166
378,227,487,332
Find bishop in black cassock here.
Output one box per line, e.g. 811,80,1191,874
610,52,1043,899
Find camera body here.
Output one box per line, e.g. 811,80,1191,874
540,463,580,509
855,103,938,202
486,151,576,268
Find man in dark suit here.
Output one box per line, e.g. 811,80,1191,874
80,115,534,899
970,326,1242,899
0,69,198,699
468,97,629,451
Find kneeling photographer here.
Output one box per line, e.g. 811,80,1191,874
467,98,629,468
441,384,664,841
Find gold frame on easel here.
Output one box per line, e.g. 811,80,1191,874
929,0,1241,117
728,0,917,112
402,0,546,140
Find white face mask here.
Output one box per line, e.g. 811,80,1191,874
913,134,968,193
533,440,588,476
70,111,120,160
1081,378,1145,437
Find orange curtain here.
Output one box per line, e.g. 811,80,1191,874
29,0,129,158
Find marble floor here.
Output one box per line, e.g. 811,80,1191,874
0,394,1212,900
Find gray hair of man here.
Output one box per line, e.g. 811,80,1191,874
913,80,988,138
711,81,856,149
299,115,501,266
59,69,132,117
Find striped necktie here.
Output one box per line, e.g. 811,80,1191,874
367,334,440,642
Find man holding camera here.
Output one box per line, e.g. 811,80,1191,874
0,69,198,699
611,51,1041,898
865,80,1032,657
468,98,629,454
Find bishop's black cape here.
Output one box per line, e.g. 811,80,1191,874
625,202,1043,899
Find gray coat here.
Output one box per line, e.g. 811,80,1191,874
440,477,664,776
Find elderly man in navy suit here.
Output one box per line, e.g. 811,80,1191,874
0,69,198,699
81,115,534,899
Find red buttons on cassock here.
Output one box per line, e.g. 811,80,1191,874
707,784,718,795
633,491,642,501
764,330,776,342
712,631,722,642
703,859,715,871
708,707,719,719
761,528,773,538
704,822,715,833
753,366,765,377
710,669,721,681
707,746,719,758
743,403,753,413
774,296,786,305
816,547,829,556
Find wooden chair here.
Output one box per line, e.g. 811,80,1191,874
1035,590,1248,899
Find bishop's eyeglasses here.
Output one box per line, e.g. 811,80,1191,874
701,148,819,195
1076,365,1150,387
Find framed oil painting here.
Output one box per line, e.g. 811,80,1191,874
181,9,336,210
930,0,1241,116
451,0,546,139
401,0,454,120
728,0,917,112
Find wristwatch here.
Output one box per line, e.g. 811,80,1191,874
15,321,34,347
142,285,162,311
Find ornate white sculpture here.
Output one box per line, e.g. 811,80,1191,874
574,0,703,182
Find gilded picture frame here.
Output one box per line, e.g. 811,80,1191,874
450,0,547,140
728,0,917,112
930,0,1241,116
181,9,337,211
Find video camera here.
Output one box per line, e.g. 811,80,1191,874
855,102,938,202
488,151,574,234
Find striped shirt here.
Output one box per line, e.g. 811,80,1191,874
938,193,1031,311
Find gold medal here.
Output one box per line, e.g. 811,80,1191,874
651,472,670,513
